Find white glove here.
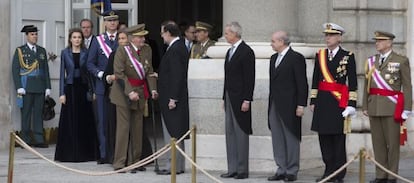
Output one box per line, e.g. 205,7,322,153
45,89,51,97
97,71,104,79
17,88,26,95
401,110,411,120
342,106,356,117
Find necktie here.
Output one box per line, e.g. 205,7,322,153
31,46,36,53
228,46,235,61
380,57,385,66
85,39,90,48
136,49,141,56
275,54,283,68
187,42,191,51
109,34,115,41
328,50,333,61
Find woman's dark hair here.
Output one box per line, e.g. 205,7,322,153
68,28,85,49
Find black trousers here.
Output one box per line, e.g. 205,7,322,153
318,134,347,180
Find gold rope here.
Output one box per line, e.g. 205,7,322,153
17,48,39,75
365,59,375,93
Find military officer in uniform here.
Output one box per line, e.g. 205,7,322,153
190,21,216,59
110,24,157,173
87,10,119,163
310,23,357,183
362,31,412,183
12,25,51,148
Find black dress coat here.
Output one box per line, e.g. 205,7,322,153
310,47,357,134
158,38,190,138
268,48,308,140
223,41,255,135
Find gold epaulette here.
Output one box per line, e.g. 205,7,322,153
310,89,318,98
349,91,357,101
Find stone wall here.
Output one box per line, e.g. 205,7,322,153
0,0,12,149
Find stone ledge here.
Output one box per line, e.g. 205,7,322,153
205,42,324,59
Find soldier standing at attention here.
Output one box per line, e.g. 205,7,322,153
363,31,412,183
12,25,51,148
310,23,357,183
190,21,216,59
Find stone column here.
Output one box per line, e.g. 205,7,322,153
0,0,12,149
223,0,299,42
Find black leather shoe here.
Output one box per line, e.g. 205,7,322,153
177,170,184,174
114,168,126,173
97,158,106,164
387,179,396,183
285,174,297,181
220,172,237,178
267,173,285,181
234,173,248,179
333,179,344,183
32,143,48,148
369,178,388,183
156,169,171,175
131,167,146,174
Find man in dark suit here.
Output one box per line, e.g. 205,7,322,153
179,22,196,53
310,23,358,183
12,25,51,148
363,31,412,183
267,31,308,182
156,21,190,175
86,10,119,164
80,18,94,49
220,21,255,180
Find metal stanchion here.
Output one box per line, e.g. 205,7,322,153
359,148,366,183
170,138,177,183
191,125,197,183
8,132,16,183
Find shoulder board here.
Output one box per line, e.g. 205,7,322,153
348,51,353,55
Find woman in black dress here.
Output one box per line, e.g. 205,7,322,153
55,28,97,162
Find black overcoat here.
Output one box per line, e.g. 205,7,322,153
158,38,190,138
223,41,255,134
268,48,308,140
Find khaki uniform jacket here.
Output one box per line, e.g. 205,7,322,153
110,43,156,110
362,51,412,116
190,39,216,59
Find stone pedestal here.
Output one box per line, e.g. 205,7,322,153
223,0,299,42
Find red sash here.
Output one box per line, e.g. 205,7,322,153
318,81,349,108
128,78,149,99
369,88,406,145
318,49,348,108
369,88,404,123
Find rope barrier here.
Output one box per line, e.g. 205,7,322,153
10,129,414,183
317,153,359,183
10,126,196,176
365,153,414,183
174,144,224,183
13,132,171,175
